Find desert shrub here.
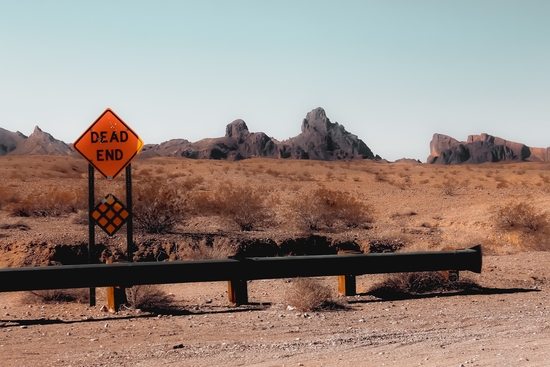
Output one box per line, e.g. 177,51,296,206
71,210,89,225
132,179,187,233
208,182,273,231
181,175,204,190
285,278,345,311
293,188,372,231
8,187,86,217
442,181,458,196
125,285,176,311
25,289,89,304
0,185,20,209
367,238,405,253
265,168,280,177
374,173,387,182
495,201,549,233
182,238,235,260
0,221,31,230
369,272,480,299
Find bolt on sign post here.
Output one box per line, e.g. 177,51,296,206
73,108,144,306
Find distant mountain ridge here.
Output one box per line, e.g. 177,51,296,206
428,133,550,164
3,112,548,164
2,107,378,161
137,107,377,161
0,127,27,156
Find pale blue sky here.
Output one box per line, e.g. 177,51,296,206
1,1,548,161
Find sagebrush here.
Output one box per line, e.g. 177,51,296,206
24,289,89,304
8,187,86,217
191,182,272,231
495,201,549,233
369,272,480,299
125,285,176,311
285,278,345,311
132,179,187,233
293,188,372,231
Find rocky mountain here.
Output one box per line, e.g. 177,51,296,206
140,107,377,161
278,108,375,160
0,128,27,156
428,133,550,164
7,126,72,156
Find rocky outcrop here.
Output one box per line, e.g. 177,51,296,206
140,108,376,161
0,128,27,156
1,108,377,161
9,126,71,156
140,120,279,161
428,133,549,164
280,108,375,160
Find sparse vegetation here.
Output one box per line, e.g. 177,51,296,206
125,285,176,311
369,272,480,299
0,221,31,230
25,289,89,304
292,188,373,231
8,187,86,217
495,201,549,233
132,179,187,233
182,238,235,260
213,184,272,231
285,278,345,311
442,181,458,196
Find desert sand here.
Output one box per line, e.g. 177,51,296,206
1,156,550,366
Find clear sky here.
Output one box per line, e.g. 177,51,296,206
1,0,549,161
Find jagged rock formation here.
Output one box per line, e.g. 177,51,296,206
428,133,550,164
1,108,376,161
0,128,27,156
140,119,278,160
140,107,376,161
8,126,72,156
278,108,375,160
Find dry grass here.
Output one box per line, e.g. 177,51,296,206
292,188,373,231
131,178,187,233
7,187,86,217
369,272,481,299
493,200,550,250
24,289,89,304
4,156,550,256
495,201,549,233
182,238,235,260
125,285,176,311
285,278,346,312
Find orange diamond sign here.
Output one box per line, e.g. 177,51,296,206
73,108,144,180
92,194,129,236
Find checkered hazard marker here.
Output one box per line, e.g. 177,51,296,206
92,194,129,236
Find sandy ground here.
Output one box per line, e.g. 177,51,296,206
1,251,549,367
2,157,550,366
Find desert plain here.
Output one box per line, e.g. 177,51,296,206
1,155,550,366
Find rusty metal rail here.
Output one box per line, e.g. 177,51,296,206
0,246,481,294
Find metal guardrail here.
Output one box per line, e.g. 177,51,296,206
0,245,482,293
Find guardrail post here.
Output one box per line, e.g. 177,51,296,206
106,259,127,312
338,274,356,296
228,279,248,305
107,285,127,312
337,250,360,296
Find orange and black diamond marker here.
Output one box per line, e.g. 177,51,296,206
92,194,129,236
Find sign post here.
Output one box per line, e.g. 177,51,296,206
74,108,143,307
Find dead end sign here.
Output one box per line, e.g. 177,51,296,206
73,108,144,180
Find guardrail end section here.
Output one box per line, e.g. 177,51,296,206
470,244,483,273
